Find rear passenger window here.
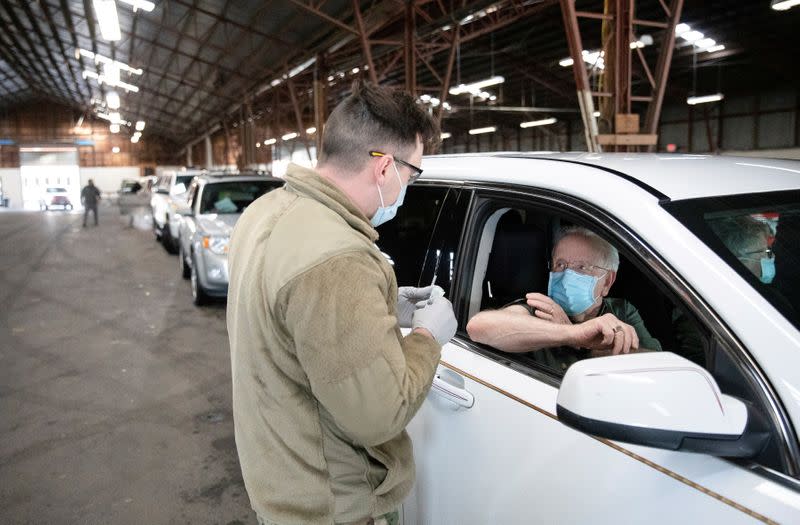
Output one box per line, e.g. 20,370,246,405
376,186,468,291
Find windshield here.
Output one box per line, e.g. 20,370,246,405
199,180,281,214
47,187,67,193
664,191,800,330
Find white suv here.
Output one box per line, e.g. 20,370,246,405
372,153,800,524
150,170,202,253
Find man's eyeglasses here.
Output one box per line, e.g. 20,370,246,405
548,260,610,276
369,151,423,184
739,247,775,260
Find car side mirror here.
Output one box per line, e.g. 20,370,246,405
556,352,767,458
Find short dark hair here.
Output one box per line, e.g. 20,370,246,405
318,81,440,171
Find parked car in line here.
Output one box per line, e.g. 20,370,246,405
150,170,201,253
367,153,800,524
39,187,73,211
176,174,284,305
118,176,156,214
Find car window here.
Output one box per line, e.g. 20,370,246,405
663,191,800,332
175,175,194,188
375,185,468,292
460,192,789,474
198,181,280,214
186,182,199,208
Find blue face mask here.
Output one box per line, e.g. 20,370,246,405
548,269,602,316
370,162,406,227
760,257,775,284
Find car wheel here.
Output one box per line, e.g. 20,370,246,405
179,245,191,279
66,204,73,211
190,255,210,306
153,209,161,240
161,219,178,254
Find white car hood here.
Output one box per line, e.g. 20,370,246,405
196,214,240,236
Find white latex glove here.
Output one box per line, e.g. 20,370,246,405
412,295,457,346
396,285,434,327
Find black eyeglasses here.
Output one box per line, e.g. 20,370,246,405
369,151,423,184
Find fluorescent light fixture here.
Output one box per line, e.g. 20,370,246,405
772,0,800,10
117,0,156,12
264,138,277,145
675,23,691,36
132,131,141,138
449,76,504,96
255,142,261,148
468,126,496,135
431,97,441,107
489,95,497,101
109,112,122,124
92,0,121,41
105,90,120,109
442,102,451,110
686,93,724,105
82,70,140,93
520,117,557,128
110,124,120,133
593,111,601,117
680,30,704,42
112,146,120,153
561,50,604,70
135,120,145,131
306,127,317,134
131,135,140,143
351,67,360,74
706,44,725,53
694,38,716,49
75,49,142,75
282,132,298,141
630,40,645,49
327,75,334,82
441,132,452,140
420,94,431,102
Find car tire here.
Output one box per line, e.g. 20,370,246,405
152,208,162,240
161,218,179,254
190,254,210,306
179,245,191,279
66,204,73,211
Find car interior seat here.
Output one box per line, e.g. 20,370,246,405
480,210,550,311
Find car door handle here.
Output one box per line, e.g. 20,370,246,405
431,373,474,409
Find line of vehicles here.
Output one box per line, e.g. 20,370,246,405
126,168,283,305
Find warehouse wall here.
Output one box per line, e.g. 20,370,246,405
438,88,799,158
0,99,181,168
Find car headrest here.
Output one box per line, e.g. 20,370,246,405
482,212,549,310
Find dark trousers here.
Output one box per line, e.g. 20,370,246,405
83,205,98,226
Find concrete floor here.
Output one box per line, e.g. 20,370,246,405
0,205,256,525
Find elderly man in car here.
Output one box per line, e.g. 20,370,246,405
467,226,661,372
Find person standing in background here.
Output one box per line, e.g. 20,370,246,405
81,179,101,227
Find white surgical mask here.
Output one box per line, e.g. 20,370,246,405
370,162,406,227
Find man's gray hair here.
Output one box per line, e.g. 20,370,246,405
554,225,620,271
708,216,770,257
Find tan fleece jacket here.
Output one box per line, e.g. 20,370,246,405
227,163,441,525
